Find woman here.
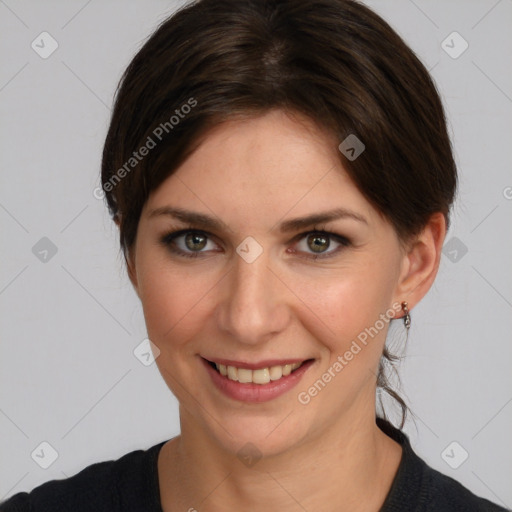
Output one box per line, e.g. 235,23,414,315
1,0,507,510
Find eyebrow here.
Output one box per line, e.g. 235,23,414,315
147,206,367,233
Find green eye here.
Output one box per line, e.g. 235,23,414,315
184,232,208,251
160,229,218,259
306,233,330,253
292,230,351,260
160,228,351,260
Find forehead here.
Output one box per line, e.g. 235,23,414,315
143,110,377,227
178,110,339,183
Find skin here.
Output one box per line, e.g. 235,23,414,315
125,109,446,512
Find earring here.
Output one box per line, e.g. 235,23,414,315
401,301,411,330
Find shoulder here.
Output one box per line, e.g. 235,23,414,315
0,441,166,512
416,457,508,511
377,418,508,512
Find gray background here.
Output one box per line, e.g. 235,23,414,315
1,0,511,507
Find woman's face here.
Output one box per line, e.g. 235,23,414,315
130,109,408,456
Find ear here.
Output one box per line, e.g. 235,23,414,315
393,212,447,311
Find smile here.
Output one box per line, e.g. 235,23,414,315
211,360,305,384
201,357,315,403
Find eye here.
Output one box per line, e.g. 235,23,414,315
160,229,220,259
160,226,351,261
291,229,351,260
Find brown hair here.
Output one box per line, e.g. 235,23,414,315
101,0,457,427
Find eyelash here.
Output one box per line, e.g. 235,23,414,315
159,224,352,261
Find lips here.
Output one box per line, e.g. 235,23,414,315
201,356,315,403
203,357,310,370
205,357,311,384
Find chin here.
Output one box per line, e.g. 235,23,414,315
202,401,319,459
215,419,308,461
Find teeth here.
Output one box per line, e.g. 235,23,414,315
227,365,238,381
253,368,270,384
215,362,303,384
238,368,252,383
282,364,292,376
269,365,282,380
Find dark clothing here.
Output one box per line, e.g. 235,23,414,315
1,419,508,511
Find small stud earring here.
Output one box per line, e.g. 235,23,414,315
401,301,411,330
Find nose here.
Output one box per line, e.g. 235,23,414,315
215,246,290,345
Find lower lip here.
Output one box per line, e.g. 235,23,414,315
202,357,315,403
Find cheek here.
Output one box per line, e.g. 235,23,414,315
293,268,399,410
136,258,221,350
290,258,400,376
135,232,401,359
302,265,396,335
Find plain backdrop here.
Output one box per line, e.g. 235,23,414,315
1,0,511,507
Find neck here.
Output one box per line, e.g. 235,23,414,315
158,400,402,512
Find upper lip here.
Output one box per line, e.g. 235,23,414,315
202,356,312,370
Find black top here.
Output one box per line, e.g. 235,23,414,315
1,419,508,511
